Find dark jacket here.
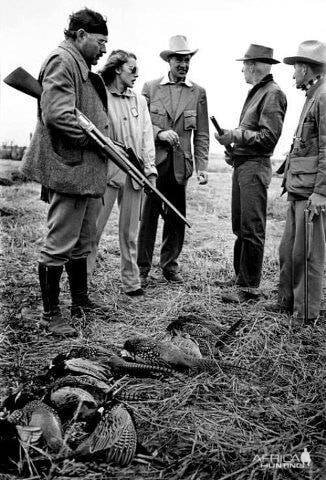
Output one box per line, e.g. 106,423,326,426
231,75,287,161
21,40,109,197
142,76,209,185
283,78,326,198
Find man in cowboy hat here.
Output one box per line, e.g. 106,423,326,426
137,35,209,285
214,44,287,303
265,40,326,321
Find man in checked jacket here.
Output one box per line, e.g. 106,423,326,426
215,44,287,303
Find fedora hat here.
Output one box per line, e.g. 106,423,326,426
160,35,198,62
283,40,326,65
236,44,280,64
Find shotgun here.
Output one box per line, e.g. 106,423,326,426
303,208,313,322
210,116,233,155
3,67,191,228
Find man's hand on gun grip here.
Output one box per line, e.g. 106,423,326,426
214,130,234,146
197,171,208,185
307,192,326,221
158,129,180,146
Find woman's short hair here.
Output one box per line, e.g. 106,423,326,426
100,50,137,85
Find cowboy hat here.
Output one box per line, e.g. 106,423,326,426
283,40,326,65
236,44,280,64
160,35,198,62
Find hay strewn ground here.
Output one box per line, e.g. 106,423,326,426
1,162,325,479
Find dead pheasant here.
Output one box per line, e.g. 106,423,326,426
107,355,177,378
166,318,219,354
172,314,223,335
165,331,202,359
64,344,114,361
51,374,114,399
122,336,194,370
74,401,137,466
49,353,112,383
50,386,98,421
123,336,243,375
7,400,63,452
51,373,150,403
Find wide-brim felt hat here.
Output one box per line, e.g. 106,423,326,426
236,43,280,64
283,40,326,65
160,35,198,62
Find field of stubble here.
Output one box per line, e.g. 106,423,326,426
1,158,326,480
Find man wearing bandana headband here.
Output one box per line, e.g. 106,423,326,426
265,40,326,322
21,8,109,336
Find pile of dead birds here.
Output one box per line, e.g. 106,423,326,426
0,315,245,478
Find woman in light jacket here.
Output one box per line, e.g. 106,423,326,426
88,50,157,296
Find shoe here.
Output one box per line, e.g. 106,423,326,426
47,314,77,337
125,288,144,297
163,271,183,283
221,290,261,304
214,277,237,287
291,313,317,326
140,275,148,288
263,302,292,314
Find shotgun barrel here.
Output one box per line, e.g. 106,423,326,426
210,116,233,154
75,110,191,227
303,208,311,322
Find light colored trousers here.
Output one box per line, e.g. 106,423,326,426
88,175,142,293
279,200,326,319
40,190,100,266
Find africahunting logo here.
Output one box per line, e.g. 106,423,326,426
254,448,311,470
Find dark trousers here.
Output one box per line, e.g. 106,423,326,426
232,160,272,288
137,164,186,276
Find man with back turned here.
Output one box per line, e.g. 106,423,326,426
215,44,287,303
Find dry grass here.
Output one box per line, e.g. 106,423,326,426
1,165,326,479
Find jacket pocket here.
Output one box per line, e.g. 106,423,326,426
184,110,197,130
289,156,318,174
286,155,319,190
150,105,166,129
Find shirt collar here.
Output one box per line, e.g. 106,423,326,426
107,85,135,97
305,75,325,98
160,72,192,87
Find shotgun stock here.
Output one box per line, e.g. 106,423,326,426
3,67,191,228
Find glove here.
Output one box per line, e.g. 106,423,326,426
214,130,234,146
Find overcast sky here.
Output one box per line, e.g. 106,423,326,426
1,0,326,157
